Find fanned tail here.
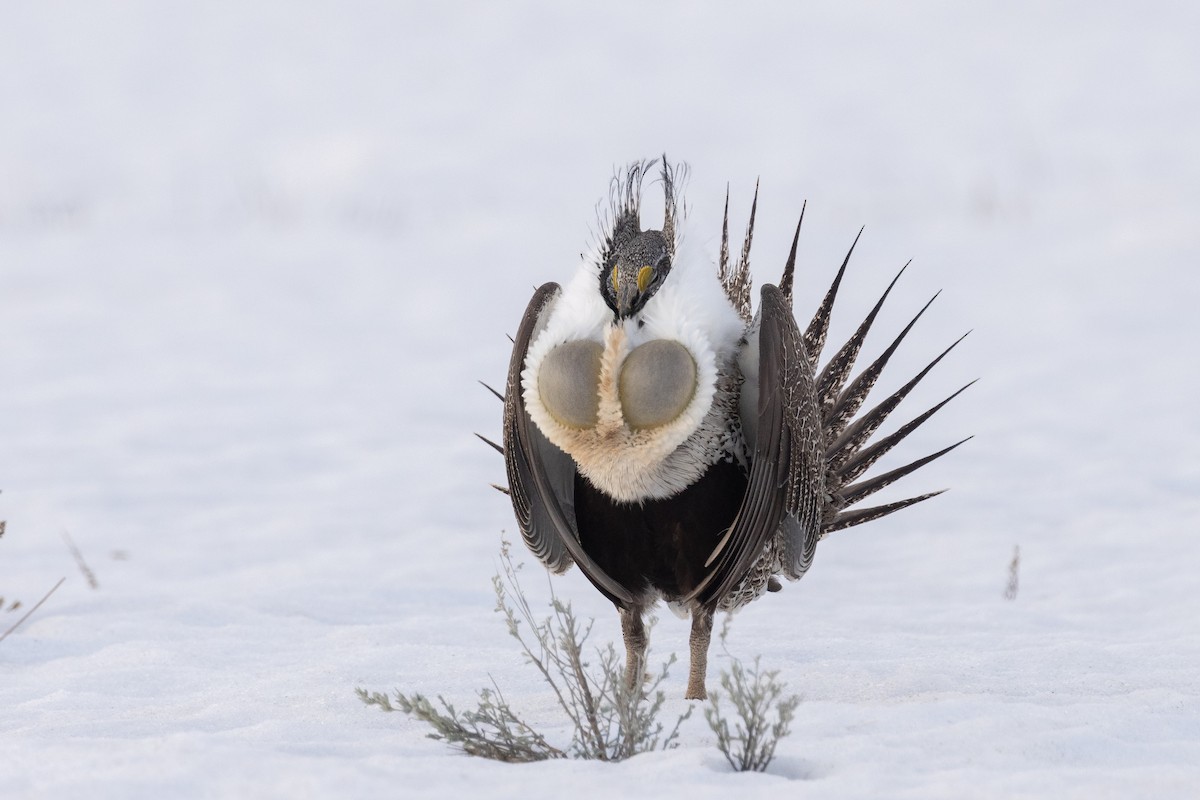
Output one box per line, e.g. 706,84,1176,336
834,379,976,485
720,182,757,322
823,290,939,442
802,227,862,367
788,228,972,536
835,437,972,509
778,200,805,307
814,261,909,416
824,490,946,533
826,333,971,473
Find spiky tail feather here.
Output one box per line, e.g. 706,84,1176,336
719,183,756,323
791,229,971,535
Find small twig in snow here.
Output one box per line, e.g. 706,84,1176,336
1004,545,1020,601
62,530,98,589
0,577,66,644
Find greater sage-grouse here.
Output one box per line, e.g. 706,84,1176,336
487,158,970,700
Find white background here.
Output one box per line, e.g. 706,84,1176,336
2,2,1197,798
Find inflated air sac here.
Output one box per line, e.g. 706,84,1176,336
538,340,604,428
619,339,697,430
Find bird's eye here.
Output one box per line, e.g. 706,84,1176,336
637,265,653,293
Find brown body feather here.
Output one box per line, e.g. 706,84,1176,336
493,160,972,698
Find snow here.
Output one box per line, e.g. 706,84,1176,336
2,2,1199,797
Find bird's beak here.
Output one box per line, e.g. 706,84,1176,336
614,267,652,321
615,280,639,319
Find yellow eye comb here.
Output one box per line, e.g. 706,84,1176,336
637,265,653,293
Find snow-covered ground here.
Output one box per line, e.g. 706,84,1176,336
3,2,1198,797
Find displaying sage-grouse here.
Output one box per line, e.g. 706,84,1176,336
488,158,970,700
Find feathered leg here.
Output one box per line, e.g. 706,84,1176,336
619,605,648,692
685,607,715,700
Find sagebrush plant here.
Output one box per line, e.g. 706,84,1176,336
356,680,563,762
703,616,800,772
357,538,691,762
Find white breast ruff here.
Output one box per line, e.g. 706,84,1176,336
522,230,746,502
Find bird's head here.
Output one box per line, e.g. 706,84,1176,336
595,156,685,322
601,230,672,320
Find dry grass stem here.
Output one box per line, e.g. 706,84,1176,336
62,530,99,590
1004,545,1020,601
0,577,66,644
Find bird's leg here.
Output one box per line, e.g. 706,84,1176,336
619,605,647,692
685,606,715,700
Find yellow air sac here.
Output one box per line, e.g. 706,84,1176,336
538,340,604,428
619,339,697,430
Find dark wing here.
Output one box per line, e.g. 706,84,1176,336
685,284,825,607
502,283,634,607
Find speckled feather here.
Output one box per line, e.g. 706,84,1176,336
497,159,970,696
